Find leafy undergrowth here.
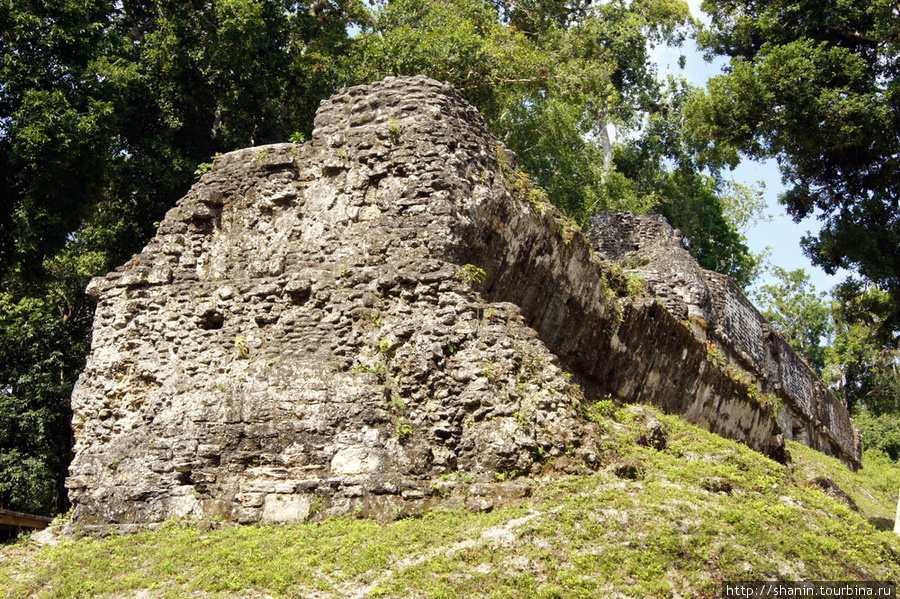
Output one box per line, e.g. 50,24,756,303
3,406,899,599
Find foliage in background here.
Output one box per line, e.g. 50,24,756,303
825,285,899,417
853,411,900,463
689,0,900,343
753,266,834,376
0,231,109,514
611,78,769,287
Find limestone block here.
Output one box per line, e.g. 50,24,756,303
261,494,313,523
329,447,383,476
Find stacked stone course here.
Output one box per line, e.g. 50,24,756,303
67,76,860,528
587,212,860,468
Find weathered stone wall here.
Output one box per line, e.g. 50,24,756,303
588,212,861,468
67,77,599,526
67,76,860,527
446,176,788,463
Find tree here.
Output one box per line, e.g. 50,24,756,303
825,284,900,460
851,409,900,462
0,0,120,515
349,0,761,284
687,0,900,342
825,284,900,416
0,288,90,514
753,267,834,375
0,0,118,279
611,78,768,287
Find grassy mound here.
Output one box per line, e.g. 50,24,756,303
3,406,898,598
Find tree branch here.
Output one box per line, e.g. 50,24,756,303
826,25,883,45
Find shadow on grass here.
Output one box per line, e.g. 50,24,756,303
868,516,894,531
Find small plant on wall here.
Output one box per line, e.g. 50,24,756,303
396,418,413,443
457,264,486,285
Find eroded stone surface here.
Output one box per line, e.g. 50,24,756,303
67,76,860,527
68,77,599,526
588,212,861,468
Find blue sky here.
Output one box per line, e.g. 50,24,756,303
649,2,848,296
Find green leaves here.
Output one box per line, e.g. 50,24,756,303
0,291,87,515
351,0,705,226
825,283,899,415
692,0,900,341
360,0,498,79
754,267,834,375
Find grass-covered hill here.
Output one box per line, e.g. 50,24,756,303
2,404,898,598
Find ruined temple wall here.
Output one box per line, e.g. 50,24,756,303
68,77,611,526
703,273,769,368
68,77,859,527
453,174,787,461
588,212,862,468
701,264,860,466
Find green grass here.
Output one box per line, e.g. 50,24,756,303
3,407,899,598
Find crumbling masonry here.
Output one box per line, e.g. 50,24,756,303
67,76,861,527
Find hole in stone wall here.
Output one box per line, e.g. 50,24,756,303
199,310,225,330
190,216,217,233
287,287,310,305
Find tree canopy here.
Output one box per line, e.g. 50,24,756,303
350,0,692,219
753,266,834,377
348,0,763,284
687,0,900,343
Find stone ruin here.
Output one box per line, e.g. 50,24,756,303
589,213,860,465
67,76,861,527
